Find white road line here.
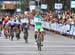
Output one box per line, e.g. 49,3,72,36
0,45,75,48
1,40,74,42
0,51,75,54
0,51,37,54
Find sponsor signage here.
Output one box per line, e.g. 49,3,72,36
54,3,63,10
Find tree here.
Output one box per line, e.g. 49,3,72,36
15,0,28,13
0,4,2,9
15,3,21,8
46,0,54,10
64,0,70,10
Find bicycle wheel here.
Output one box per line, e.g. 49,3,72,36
37,32,41,51
24,33,28,43
24,29,28,43
0,30,1,37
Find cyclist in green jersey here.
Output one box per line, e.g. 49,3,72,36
34,12,44,45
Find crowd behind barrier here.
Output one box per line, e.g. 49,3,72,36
0,10,75,38
28,19,75,37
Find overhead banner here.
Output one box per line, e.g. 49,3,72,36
54,3,63,10
71,1,75,8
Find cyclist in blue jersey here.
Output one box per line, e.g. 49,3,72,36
5,17,21,40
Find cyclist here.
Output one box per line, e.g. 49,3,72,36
20,16,29,43
5,17,20,40
3,16,10,28
4,17,12,39
20,15,29,30
33,12,44,45
4,17,13,39
14,17,21,40
3,16,10,24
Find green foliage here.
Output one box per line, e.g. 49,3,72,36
46,0,54,10
0,4,2,9
15,3,21,8
15,0,27,12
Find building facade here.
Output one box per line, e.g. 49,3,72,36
0,0,19,9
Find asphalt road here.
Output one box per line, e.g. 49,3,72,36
0,27,75,55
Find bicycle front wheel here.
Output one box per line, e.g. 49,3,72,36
37,34,41,51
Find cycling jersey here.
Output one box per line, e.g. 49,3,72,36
34,15,43,32
34,16,42,27
16,19,21,25
4,16,9,23
34,16,42,23
35,22,42,29
6,20,18,27
15,20,21,28
20,18,28,25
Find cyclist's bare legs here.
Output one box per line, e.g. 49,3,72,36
40,32,44,42
34,31,37,40
34,31,44,42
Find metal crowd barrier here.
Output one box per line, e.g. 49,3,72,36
25,19,75,37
